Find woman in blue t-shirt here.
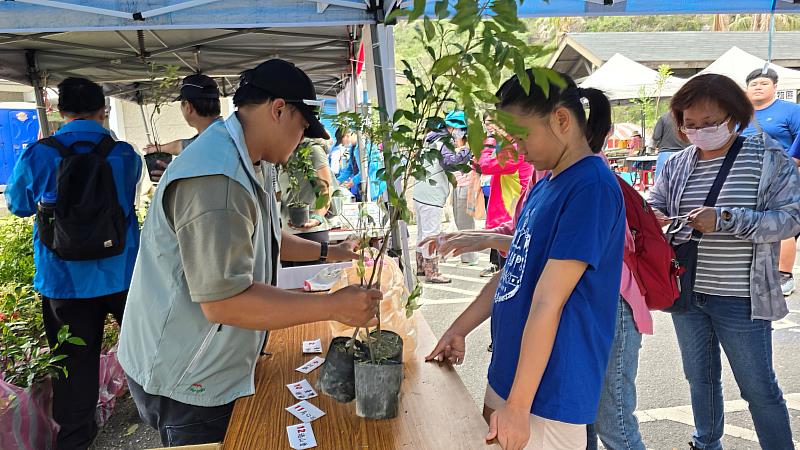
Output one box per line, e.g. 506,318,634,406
427,71,625,450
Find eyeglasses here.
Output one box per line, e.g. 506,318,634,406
680,118,730,134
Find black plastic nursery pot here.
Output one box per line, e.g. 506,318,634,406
354,331,404,420
288,205,310,227
317,337,359,403
144,151,173,182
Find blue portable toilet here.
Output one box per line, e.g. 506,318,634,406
0,103,39,186
319,98,338,141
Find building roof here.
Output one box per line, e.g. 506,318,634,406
549,32,800,79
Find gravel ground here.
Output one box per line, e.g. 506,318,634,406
89,393,160,450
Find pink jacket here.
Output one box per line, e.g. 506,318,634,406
492,155,653,335
479,138,534,229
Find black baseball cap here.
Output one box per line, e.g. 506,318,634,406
240,59,328,139
176,74,220,101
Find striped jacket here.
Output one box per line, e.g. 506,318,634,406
649,133,800,321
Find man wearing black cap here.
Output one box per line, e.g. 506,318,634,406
144,74,224,180
118,60,381,446
742,67,800,296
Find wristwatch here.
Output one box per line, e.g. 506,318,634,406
320,241,329,262
721,209,733,222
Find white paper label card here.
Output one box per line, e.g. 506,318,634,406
286,379,318,400
295,356,325,374
302,339,323,354
286,400,326,423
287,423,318,449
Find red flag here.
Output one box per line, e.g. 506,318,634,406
355,41,365,77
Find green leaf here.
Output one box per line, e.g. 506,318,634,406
423,16,436,41
409,0,426,22
533,68,550,99
514,52,531,95
56,325,69,344
473,90,497,104
66,336,86,346
125,423,139,436
385,7,409,24
435,0,449,19
313,193,329,211
430,54,460,79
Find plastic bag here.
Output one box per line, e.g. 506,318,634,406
96,345,128,428
329,256,418,351
0,376,58,450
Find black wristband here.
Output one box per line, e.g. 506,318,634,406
320,241,329,261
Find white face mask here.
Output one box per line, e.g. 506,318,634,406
451,129,466,140
684,119,733,150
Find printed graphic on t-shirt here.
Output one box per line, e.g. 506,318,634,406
494,205,533,303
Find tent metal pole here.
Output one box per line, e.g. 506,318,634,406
26,51,51,137
139,0,222,19
11,0,133,19
138,104,154,146
369,22,413,291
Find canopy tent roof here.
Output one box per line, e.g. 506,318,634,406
698,46,800,91
0,0,378,101
0,27,356,102
0,0,796,101
579,53,686,101
1,0,797,34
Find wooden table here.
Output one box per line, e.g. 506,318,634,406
223,314,496,449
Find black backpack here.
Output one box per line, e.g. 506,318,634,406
35,135,127,261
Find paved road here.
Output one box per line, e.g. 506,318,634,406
416,225,800,450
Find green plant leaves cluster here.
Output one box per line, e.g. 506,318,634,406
0,285,85,388
0,216,116,388
279,141,342,211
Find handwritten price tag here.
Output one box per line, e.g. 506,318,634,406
287,423,318,449
295,356,325,374
286,379,318,400
302,339,323,354
286,400,326,423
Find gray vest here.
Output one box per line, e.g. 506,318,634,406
118,115,281,407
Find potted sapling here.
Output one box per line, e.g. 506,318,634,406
280,144,322,227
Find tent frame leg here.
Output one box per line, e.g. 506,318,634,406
26,50,51,137
368,23,414,292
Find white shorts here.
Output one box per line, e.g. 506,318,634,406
483,385,587,450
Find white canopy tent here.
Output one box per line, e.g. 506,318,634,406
579,53,686,101
698,46,800,91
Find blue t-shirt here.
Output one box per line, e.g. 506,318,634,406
742,99,800,151
487,156,625,425
789,133,800,161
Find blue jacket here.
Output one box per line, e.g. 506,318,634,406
336,142,386,201
4,120,142,299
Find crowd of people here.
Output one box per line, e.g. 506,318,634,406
3,54,800,450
